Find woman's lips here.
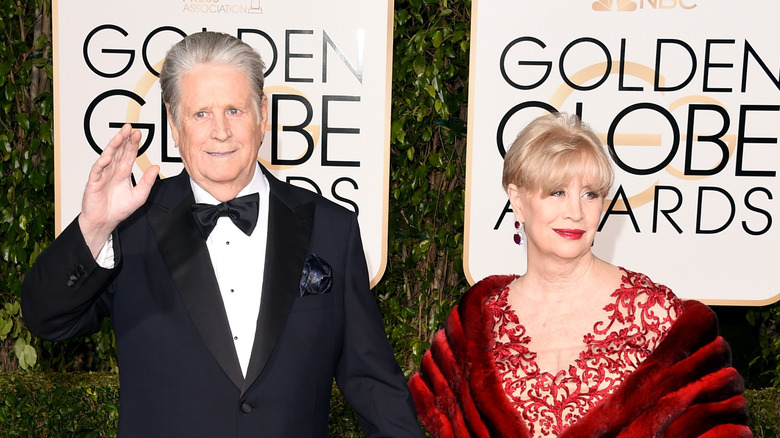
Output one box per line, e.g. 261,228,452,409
554,228,585,240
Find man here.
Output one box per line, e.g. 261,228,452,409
22,31,423,437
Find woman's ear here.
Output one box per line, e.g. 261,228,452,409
506,183,525,223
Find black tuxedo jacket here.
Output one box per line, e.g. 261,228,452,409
22,167,423,437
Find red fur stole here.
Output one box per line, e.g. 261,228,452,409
409,275,753,437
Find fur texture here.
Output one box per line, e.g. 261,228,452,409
409,275,753,437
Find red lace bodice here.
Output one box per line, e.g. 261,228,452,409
488,268,682,437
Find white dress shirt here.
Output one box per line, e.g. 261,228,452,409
190,163,270,377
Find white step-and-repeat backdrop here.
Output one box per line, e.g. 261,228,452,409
465,0,780,305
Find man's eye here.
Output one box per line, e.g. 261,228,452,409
228,108,240,115
195,111,207,118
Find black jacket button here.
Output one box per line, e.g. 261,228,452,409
241,403,252,414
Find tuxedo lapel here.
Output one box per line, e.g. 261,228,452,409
147,171,245,390
242,169,314,394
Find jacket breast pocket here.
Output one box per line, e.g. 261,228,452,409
290,290,337,312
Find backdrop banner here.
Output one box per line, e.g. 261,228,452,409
54,0,393,285
466,0,780,304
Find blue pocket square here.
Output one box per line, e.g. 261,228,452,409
299,254,332,297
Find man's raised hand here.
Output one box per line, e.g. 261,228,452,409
78,124,160,257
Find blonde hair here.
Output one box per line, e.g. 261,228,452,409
502,112,613,197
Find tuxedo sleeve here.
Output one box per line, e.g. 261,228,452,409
333,214,424,438
21,217,114,341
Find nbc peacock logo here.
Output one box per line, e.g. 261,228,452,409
592,0,637,11
592,0,696,11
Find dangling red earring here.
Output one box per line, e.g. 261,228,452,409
514,220,524,246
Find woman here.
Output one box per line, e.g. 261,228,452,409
409,113,752,437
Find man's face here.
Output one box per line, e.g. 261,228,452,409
169,62,267,201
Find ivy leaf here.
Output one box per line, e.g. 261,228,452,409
0,134,10,154
16,113,30,131
33,33,48,51
412,55,426,76
14,338,38,369
0,317,12,339
432,30,443,48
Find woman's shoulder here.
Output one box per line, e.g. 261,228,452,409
615,267,683,316
617,267,677,296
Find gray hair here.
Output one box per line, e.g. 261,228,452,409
159,31,266,127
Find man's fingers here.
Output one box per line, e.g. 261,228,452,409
136,165,160,194
129,127,142,145
86,124,144,188
92,124,129,164
104,124,133,156
114,127,142,176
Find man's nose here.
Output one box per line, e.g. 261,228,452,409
212,114,232,140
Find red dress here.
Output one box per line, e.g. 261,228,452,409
409,273,753,437
488,269,681,437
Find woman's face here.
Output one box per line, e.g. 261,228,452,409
508,177,605,264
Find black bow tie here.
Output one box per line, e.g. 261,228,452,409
191,193,259,238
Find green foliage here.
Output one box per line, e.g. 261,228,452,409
0,372,119,437
379,0,472,374
0,301,36,370
0,372,365,436
0,0,55,372
328,384,362,437
745,387,780,438
747,305,780,388
0,0,120,375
